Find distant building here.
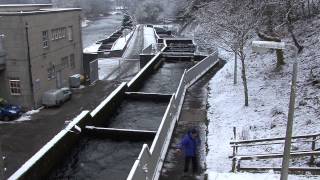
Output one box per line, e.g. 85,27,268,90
0,4,83,109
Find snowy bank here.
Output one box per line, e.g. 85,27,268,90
206,16,320,178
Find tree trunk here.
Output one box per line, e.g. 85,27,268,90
239,49,249,107
286,0,304,53
234,50,238,85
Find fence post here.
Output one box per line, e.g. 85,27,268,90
310,135,317,164
232,127,238,172
233,127,238,154
231,158,237,172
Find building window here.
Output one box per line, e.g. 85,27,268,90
67,26,73,41
9,79,22,95
47,63,55,80
70,54,75,69
42,31,49,48
61,56,69,68
51,27,67,41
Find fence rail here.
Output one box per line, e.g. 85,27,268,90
230,130,320,173
127,52,219,180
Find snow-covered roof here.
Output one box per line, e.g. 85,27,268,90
83,43,102,53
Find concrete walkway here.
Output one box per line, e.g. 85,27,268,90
160,64,223,180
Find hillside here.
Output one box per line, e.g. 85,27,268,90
180,1,320,179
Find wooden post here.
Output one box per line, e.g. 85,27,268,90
280,50,298,180
310,135,317,164
232,127,238,172
232,158,237,172
233,127,238,154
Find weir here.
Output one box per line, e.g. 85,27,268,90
8,26,220,180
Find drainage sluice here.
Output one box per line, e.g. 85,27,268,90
137,61,195,94
106,99,169,131
48,137,150,180
84,126,157,141
8,34,220,180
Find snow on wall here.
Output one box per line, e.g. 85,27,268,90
111,31,133,51
143,26,156,50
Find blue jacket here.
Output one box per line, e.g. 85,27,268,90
178,131,200,157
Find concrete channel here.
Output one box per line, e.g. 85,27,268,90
7,29,220,180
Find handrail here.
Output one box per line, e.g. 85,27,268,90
230,132,320,145
231,151,320,160
231,138,319,148
240,167,320,173
230,132,320,172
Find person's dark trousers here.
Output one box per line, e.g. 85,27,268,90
184,156,198,173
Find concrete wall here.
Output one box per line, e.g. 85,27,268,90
0,9,83,109
89,82,128,127
8,83,128,179
127,54,164,92
8,111,91,180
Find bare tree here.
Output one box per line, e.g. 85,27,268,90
198,0,263,106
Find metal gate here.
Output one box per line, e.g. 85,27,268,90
89,59,99,83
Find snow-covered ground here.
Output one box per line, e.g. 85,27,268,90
143,26,157,49
111,30,134,51
204,15,320,179
98,58,122,80
83,42,102,53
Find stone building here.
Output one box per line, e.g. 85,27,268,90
0,4,83,109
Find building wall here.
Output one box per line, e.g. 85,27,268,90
0,15,34,108
0,9,83,109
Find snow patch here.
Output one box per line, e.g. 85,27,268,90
98,58,122,80
111,31,133,51
143,26,157,49
81,19,91,28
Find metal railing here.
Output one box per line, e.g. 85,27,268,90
127,52,219,180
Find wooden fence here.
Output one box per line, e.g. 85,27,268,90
230,130,320,174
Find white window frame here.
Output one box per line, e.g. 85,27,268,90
9,79,22,96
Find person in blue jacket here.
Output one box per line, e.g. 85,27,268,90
176,128,200,174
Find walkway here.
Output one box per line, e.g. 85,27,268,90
159,63,223,180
